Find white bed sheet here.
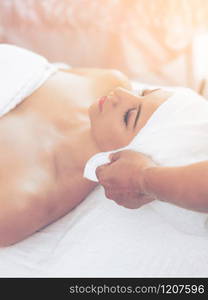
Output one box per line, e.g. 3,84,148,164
0,82,208,277
0,185,208,278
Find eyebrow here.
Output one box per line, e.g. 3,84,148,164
133,104,142,129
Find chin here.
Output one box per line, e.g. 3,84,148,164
100,142,126,152
88,103,93,115
88,102,98,120
88,105,94,124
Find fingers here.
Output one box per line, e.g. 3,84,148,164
104,188,126,203
104,188,153,209
109,149,137,162
109,151,121,162
95,164,106,182
95,162,115,185
95,153,122,184
95,153,119,183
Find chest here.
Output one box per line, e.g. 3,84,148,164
0,71,98,201
0,113,95,203
20,70,94,116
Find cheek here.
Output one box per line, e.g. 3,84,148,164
89,108,134,150
88,103,98,122
100,123,132,150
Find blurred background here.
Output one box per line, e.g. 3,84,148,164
1,0,208,92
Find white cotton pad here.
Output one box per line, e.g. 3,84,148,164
84,152,112,182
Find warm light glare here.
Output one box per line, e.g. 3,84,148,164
1,0,208,88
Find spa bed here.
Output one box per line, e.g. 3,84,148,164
0,184,208,277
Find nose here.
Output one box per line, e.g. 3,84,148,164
107,90,120,106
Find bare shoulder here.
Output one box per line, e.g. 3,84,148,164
96,68,131,88
92,69,132,99
65,67,130,82
62,67,132,98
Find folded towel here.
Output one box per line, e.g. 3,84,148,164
84,87,208,236
0,44,59,117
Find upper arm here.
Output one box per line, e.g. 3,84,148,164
63,67,132,90
0,131,51,246
64,67,123,78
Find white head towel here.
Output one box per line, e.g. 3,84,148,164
84,88,208,236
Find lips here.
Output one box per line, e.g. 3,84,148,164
99,96,107,112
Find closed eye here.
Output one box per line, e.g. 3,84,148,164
123,108,136,126
123,105,141,127
133,104,142,129
123,109,130,125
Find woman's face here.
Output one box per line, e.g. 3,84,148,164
89,88,171,151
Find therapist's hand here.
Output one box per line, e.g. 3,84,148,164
96,150,156,209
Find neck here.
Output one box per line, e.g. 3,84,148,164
67,124,101,172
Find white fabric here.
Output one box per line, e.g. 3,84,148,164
84,88,208,236
0,44,59,117
1,185,208,277
1,0,207,89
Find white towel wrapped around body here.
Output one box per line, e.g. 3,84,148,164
0,44,65,117
84,88,208,236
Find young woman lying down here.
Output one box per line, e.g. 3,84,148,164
0,44,170,246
